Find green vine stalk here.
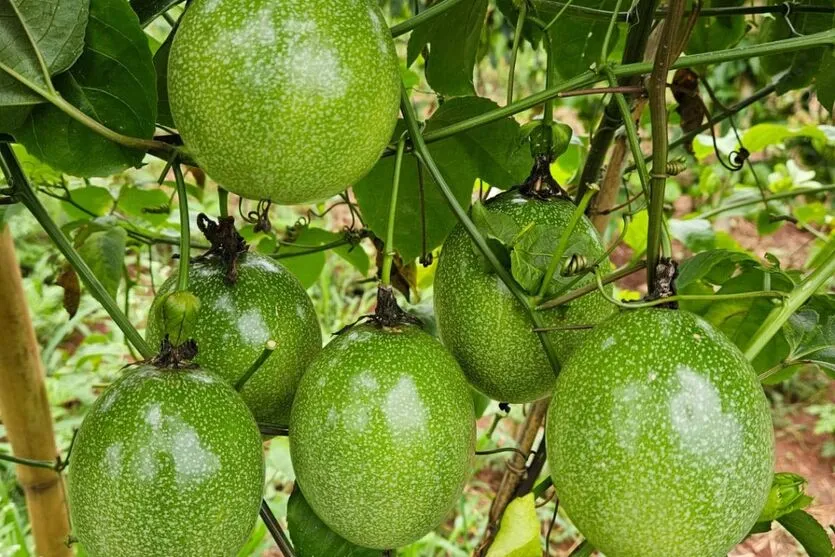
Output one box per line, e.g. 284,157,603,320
0,144,154,359
398,87,563,375
173,163,191,293
382,135,407,286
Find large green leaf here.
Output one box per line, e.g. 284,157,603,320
354,96,531,262
76,221,127,299
783,295,835,378
759,0,835,93
117,185,171,226
153,30,175,128
14,0,157,177
486,494,540,557
776,510,835,557
687,0,747,54
497,0,620,80
0,0,89,129
406,0,488,96
287,485,382,557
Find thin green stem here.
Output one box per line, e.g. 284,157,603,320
390,0,467,37
507,2,528,107
235,341,277,391
646,0,685,287
0,144,154,359
0,61,175,154
382,136,406,286
536,188,597,299
744,241,835,361
542,0,576,31
594,269,788,309
537,261,646,310
603,66,650,200
273,239,352,260
697,185,835,219
532,0,835,20
569,540,594,557
399,87,563,375
600,0,625,67
173,163,190,292
218,187,229,218
533,476,553,498
543,29,556,127
417,30,834,145
0,452,59,471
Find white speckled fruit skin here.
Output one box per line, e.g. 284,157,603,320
68,365,264,557
290,323,476,549
433,190,613,403
168,0,400,204
547,309,775,557
146,253,322,425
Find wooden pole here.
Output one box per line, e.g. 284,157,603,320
0,225,72,557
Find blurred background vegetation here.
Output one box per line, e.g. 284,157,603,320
1,1,833,555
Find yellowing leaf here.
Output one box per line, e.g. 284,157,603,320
486,494,540,557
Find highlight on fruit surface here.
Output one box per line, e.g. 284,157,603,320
168,0,401,204
68,364,264,557
434,189,613,403
546,308,775,557
289,322,476,549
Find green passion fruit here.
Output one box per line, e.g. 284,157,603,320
168,0,400,204
433,190,613,403
146,252,321,425
68,364,264,557
290,323,476,549
547,309,775,557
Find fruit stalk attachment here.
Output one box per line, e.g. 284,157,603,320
235,340,277,391
260,499,296,557
194,213,249,284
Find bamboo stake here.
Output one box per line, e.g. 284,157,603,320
0,226,71,557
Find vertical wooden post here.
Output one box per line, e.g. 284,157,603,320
0,225,72,557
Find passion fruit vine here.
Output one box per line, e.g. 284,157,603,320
290,311,476,549
547,308,775,557
168,0,400,204
68,364,264,557
434,189,613,403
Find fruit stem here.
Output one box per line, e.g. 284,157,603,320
744,239,835,362
173,163,190,292
532,475,553,499
399,87,563,376
0,144,154,359
234,340,277,391
381,135,407,287
542,22,556,128
0,452,60,472
537,260,645,310
260,499,296,557
218,187,229,218
257,423,289,437
593,268,789,309
599,0,624,67
507,2,528,107
535,187,597,299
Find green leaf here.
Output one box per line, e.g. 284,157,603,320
776,510,835,557
687,0,747,54
742,123,829,152
0,0,89,128
622,209,649,253
669,218,716,252
759,0,835,93
793,202,827,226
486,493,540,557
676,249,757,290
278,227,369,287
406,0,488,96
287,485,382,557
783,295,835,377
354,97,531,262
77,223,127,299
13,0,157,177
758,472,814,522
817,49,835,114
471,200,519,269
64,186,114,220
117,185,171,226
497,0,620,79
510,224,560,294
129,0,181,27
153,30,175,128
